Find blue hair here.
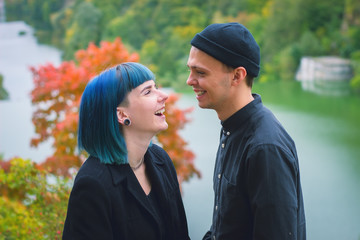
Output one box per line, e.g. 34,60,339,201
78,62,155,164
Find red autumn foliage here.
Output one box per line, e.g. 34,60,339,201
30,37,200,183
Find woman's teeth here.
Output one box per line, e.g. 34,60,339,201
155,108,165,116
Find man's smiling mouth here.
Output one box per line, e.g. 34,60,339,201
195,90,206,96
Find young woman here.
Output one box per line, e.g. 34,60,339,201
63,62,190,240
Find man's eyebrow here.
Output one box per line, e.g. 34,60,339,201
188,65,207,71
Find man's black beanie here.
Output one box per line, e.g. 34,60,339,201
190,22,260,77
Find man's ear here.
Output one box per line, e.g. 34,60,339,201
231,67,247,86
116,107,129,125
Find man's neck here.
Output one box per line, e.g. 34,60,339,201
217,91,254,121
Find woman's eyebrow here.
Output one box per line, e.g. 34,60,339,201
140,84,154,94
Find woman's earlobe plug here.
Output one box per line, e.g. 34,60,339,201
124,118,131,126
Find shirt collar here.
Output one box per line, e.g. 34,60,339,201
221,93,262,133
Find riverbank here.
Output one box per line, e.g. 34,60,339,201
253,80,360,128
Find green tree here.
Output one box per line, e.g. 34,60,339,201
6,0,64,42
261,0,303,62
103,9,149,49
63,2,102,60
50,6,74,48
6,0,360,88
88,0,132,27
340,0,360,57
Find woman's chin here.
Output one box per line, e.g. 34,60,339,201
157,123,169,133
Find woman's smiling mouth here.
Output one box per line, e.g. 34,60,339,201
155,108,165,116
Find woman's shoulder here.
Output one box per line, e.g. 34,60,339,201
148,143,168,156
147,144,172,165
78,156,105,173
74,156,112,184
147,144,179,182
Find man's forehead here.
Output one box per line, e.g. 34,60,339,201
188,47,224,71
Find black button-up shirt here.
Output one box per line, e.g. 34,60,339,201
204,94,306,240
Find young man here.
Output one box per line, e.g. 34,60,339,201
187,22,306,240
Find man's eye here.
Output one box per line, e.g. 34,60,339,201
145,90,151,95
197,71,205,75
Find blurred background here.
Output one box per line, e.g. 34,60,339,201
0,0,360,239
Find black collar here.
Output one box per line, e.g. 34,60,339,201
221,93,263,134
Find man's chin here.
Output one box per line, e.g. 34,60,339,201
198,103,212,110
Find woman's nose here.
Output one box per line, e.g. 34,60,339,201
158,90,168,102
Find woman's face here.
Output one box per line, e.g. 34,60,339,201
120,80,169,135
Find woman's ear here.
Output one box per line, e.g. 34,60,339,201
116,107,129,125
231,67,247,86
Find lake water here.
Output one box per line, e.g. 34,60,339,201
0,21,61,161
1,21,360,240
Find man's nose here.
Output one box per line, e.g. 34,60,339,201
186,72,195,86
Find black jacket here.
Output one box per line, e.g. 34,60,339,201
63,144,190,240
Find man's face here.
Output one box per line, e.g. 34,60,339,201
187,47,233,114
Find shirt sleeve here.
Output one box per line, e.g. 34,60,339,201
246,144,299,239
62,176,113,240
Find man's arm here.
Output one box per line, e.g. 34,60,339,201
247,144,299,239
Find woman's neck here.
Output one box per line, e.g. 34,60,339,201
124,130,151,169
124,131,152,195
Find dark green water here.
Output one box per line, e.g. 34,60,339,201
180,81,360,240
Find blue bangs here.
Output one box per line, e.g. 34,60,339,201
116,62,155,96
78,62,155,165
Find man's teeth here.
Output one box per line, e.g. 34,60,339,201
196,91,205,96
155,109,165,115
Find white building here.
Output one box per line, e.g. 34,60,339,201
296,56,353,96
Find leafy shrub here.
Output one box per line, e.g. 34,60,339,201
0,157,72,239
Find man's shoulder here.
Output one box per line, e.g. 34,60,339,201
245,107,296,151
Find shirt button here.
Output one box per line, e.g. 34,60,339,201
213,236,216,240
218,174,221,179
227,131,230,135
221,143,225,148
215,205,218,210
